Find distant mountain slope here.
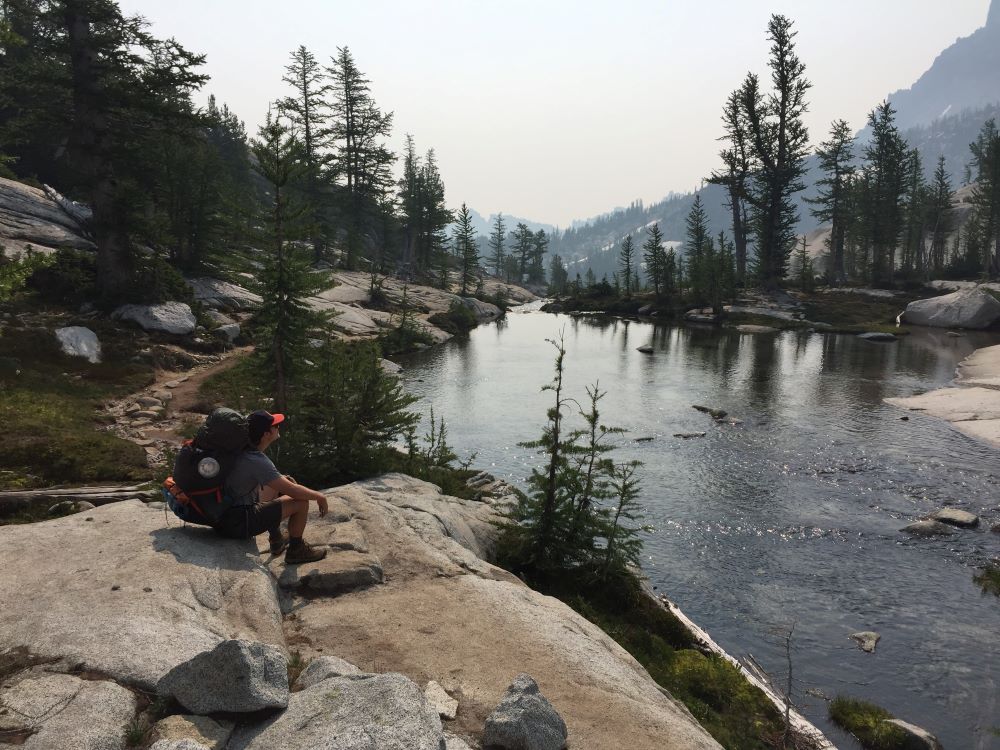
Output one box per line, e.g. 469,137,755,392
887,0,1000,129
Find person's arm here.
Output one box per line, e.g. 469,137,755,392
266,476,328,516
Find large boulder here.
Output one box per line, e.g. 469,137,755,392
0,176,94,256
113,302,197,335
482,674,568,750
0,501,285,691
158,639,288,715
185,277,261,311
460,296,502,320
0,672,136,750
228,673,443,750
903,288,1000,329
55,326,101,363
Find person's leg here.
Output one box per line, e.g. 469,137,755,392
278,497,326,564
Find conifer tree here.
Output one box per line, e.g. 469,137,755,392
900,148,928,278
548,254,568,295
488,213,507,277
511,222,534,282
807,119,855,284
452,202,480,295
968,119,1000,275
739,15,811,287
601,460,645,579
642,223,666,296
708,86,753,283
328,46,395,269
251,111,330,412
860,101,908,285
618,234,635,297
928,156,954,275
280,45,331,262
685,195,712,304
527,229,548,285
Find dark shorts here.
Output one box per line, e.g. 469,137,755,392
213,501,284,540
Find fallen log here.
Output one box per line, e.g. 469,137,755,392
0,486,156,518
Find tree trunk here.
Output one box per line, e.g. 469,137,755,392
64,1,133,302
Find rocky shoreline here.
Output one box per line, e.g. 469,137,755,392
0,474,727,749
887,342,1000,449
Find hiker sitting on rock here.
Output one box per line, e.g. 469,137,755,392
212,410,329,564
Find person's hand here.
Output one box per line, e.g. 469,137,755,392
317,496,328,517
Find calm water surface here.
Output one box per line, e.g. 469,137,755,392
397,308,1000,749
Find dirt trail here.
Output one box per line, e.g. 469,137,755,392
105,345,252,468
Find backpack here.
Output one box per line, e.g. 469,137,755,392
162,408,249,526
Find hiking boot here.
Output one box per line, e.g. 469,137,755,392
268,532,288,556
285,541,327,565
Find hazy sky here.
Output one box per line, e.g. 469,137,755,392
118,0,990,227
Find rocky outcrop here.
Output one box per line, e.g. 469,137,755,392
150,715,234,750
55,326,101,363
460,296,502,320
902,520,954,537
483,674,568,750
0,475,729,749
902,287,1000,329
0,500,285,691
185,277,261,311
113,302,197,335
0,177,94,256
887,342,1000,448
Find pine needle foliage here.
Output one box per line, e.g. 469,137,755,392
498,336,647,581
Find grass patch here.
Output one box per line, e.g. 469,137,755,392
800,292,913,334
525,569,786,750
829,696,908,750
974,561,1000,597
0,323,153,490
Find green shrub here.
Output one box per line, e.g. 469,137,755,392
974,561,1000,597
829,696,908,750
27,248,96,306
0,246,53,302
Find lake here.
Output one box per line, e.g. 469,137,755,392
397,307,1000,749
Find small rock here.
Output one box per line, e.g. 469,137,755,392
215,323,241,342
143,586,153,592
136,396,163,408
146,501,166,510
133,409,161,419
900,416,909,421
154,391,173,401
424,680,458,720
674,432,706,439
164,380,181,389
849,631,880,653
151,714,233,750
55,326,102,363
125,403,141,415
111,584,120,591
692,404,727,420
294,655,362,690
158,639,289,715
48,500,93,515
113,301,197,335
149,741,212,750
135,438,155,447
635,436,655,442
881,719,943,750
379,358,403,374
929,508,979,528
902,520,954,537
736,324,778,333
947,331,963,337
992,523,1000,534
636,345,654,353
483,674,567,750
857,332,898,342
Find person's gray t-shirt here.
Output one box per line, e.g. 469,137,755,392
225,451,281,506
